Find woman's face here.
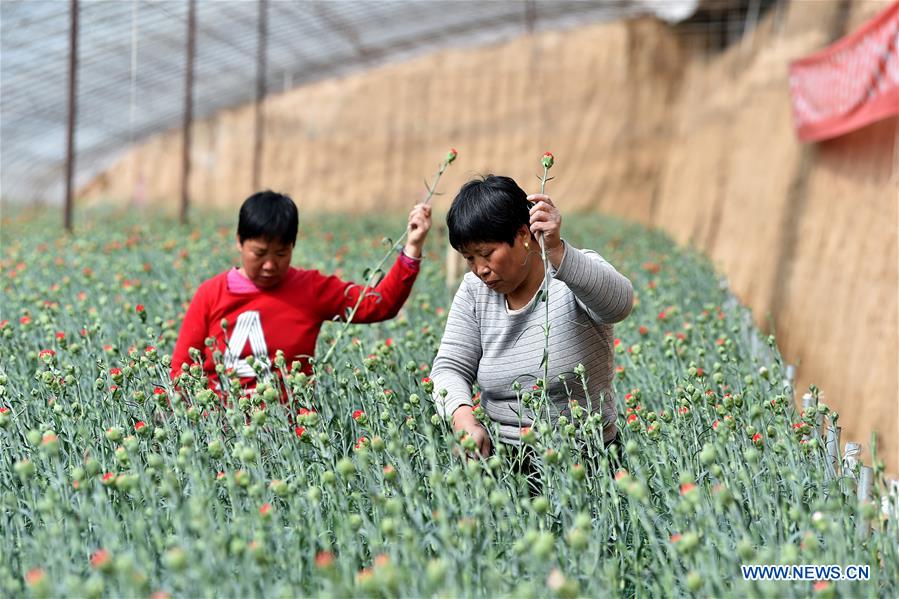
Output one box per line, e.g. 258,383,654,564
237,236,293,289
461,227,532,295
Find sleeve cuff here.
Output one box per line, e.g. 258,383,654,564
398,250,422,272
549,239,570,277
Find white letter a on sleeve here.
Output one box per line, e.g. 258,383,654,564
224,311,270,379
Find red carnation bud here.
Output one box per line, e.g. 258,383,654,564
446,148,458,164
315,551,335,569
90,548,111,570
541,151,554,169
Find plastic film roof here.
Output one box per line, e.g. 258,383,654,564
0,0,698,204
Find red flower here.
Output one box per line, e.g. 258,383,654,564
134,421,146,432
446,148,458,164
613,338,621,347
422,377,431,384
352,410,365,421
25,569,45,586
294,426,306,438
541,151,554,169
153,387,166,396
55,331,65,340
695,368,705,377
752,432,762,444
679,482,696,495
657,311,667,321
813,581,831,592
298,407,315,416
110,368,122,376
678,406,689,415
712,420,721,430
90,548,110,569
38,349,56,359
0,320,8,329
0,407,9,415
19,315,32,325
670,533,682,543
385,338,393,347
102,472,115,482
354,436,369,450
627,413,638,424
259,503,272,516
135,304,145,313
315,551,335,568
638,325,649,336
614,469,629,481
216,471,227,480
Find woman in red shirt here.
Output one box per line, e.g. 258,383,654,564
170,190,431,398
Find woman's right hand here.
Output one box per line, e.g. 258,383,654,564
452,405,491,458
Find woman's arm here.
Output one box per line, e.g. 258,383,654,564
170,283,212,380
430,276,482,419
552,242,634,324
318,203,431,323
527,193,633,324
317,255,420,323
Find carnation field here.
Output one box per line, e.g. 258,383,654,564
1,208,896,598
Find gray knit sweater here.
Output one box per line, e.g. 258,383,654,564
430,241,634,445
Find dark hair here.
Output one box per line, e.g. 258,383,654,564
446,175,531,251
237,190,298,245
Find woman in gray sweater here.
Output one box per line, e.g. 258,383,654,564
430,175,634,464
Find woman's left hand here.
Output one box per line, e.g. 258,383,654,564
403,203,432,259
527,194,563,252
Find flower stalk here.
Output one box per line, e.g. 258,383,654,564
317,150,457,368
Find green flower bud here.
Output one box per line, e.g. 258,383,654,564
336,457,356,478
26,429,43,446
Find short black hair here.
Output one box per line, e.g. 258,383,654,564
237,190,298,246
447,175,531,251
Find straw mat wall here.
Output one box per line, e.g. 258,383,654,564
82,0,899,472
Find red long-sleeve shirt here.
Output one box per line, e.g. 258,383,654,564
170,255,419,391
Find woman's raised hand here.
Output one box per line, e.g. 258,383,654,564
403,203,432,259
527,194,562,251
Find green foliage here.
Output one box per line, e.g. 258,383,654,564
0,208,894,597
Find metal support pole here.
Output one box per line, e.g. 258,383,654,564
842,441,862,496
783,364,795,400
524,0,536,34
825,425,841,480
252,0,268,191
180,0,196,225
64,0,79,233
856,466,873,538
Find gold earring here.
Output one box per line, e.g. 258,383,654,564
524,242,530,250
